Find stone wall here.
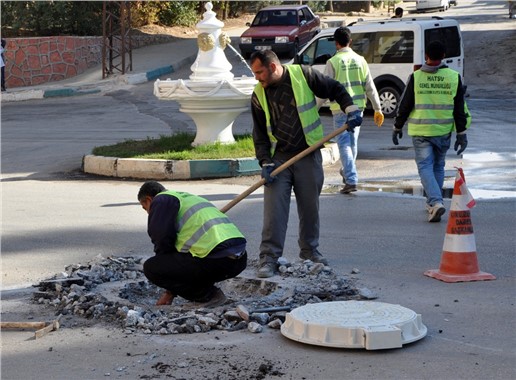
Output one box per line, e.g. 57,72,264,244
2,34,177,89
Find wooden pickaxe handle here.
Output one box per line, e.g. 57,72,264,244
0,321,47,329
220,123,349,213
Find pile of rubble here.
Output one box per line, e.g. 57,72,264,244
34,254,374,336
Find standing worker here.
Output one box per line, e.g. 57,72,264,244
249,50,362,278
392,41,470,222
323,27,384,194
137,181,247,306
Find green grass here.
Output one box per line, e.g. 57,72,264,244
91,132,256,160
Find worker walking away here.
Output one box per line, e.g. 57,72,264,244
392,41,471,222
137,181,247,306
323,26,384,194
250,50,362,278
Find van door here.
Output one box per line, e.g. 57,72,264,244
353,30,413,117
296,30,412,117
424,25,464,77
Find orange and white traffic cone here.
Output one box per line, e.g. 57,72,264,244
424,168,495,283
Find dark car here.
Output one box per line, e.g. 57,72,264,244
239,5,321,59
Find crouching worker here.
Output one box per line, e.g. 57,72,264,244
137,181,247,307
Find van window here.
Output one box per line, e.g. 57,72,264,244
350,33,375,62
300,36,335,65
424,26,461,58
352,31,414,64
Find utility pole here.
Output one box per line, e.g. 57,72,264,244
102,1,132,78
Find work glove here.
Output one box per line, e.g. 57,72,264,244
345,108,363,133
261,163,276,186
392,127,403,145
374,111,384,127
454,133,468,155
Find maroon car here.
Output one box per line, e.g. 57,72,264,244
239,5,321,59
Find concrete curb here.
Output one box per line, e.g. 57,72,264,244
1,54,197,102
122,55,196,85
82,143,340,180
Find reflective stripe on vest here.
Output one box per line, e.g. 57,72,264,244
160,190,244,258
408,68,459,137
253,65,323,155
329,51,367,110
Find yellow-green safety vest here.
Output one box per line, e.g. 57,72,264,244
159,190,244,258
328,51,368,110
253,65,323,155
408,68,471,136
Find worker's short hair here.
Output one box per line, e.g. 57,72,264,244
138,181,166,201
426,40,446,60
250,50,281,67
334,27,352,47
395,7,403,17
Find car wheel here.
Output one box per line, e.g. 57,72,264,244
378,86,401,118
289,41,299,59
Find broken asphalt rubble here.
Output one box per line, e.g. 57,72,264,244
33,254,377,335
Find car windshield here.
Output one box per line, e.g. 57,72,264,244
252,10,298,26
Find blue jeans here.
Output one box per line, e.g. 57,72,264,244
412,134,451,206
333,111,361,185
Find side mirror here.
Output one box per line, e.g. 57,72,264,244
297,54,312,65
246,22,251,27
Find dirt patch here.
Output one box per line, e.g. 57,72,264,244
462,27,516,97
133,14,255,39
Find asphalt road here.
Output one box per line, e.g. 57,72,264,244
1,1,515,379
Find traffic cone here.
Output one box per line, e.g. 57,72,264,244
424,168,495,282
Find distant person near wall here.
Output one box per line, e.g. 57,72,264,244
392,7,404,18
1,39,6,92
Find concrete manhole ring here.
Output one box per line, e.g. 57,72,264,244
281,300,427,350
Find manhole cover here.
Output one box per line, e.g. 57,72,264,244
281,301,427,350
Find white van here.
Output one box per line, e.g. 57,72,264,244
292,17,464,117
416,0,450,12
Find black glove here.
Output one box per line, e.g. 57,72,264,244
454,133,468,155
261,163,276,186
392,128,403,145
346,109,363,133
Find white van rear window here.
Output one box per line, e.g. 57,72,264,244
353,31,414,64
424,26,461,58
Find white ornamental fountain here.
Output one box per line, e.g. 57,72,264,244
153,2,257,146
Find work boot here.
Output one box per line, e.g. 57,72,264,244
428,203,446,223
257,262,277,278
299,250,328,265
340,183,357,194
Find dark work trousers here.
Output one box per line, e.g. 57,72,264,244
259,150,324,264
143,251,247,302
1,66,5,90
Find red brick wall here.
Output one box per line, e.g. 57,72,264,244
2,35,177,89
3,36,103,88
